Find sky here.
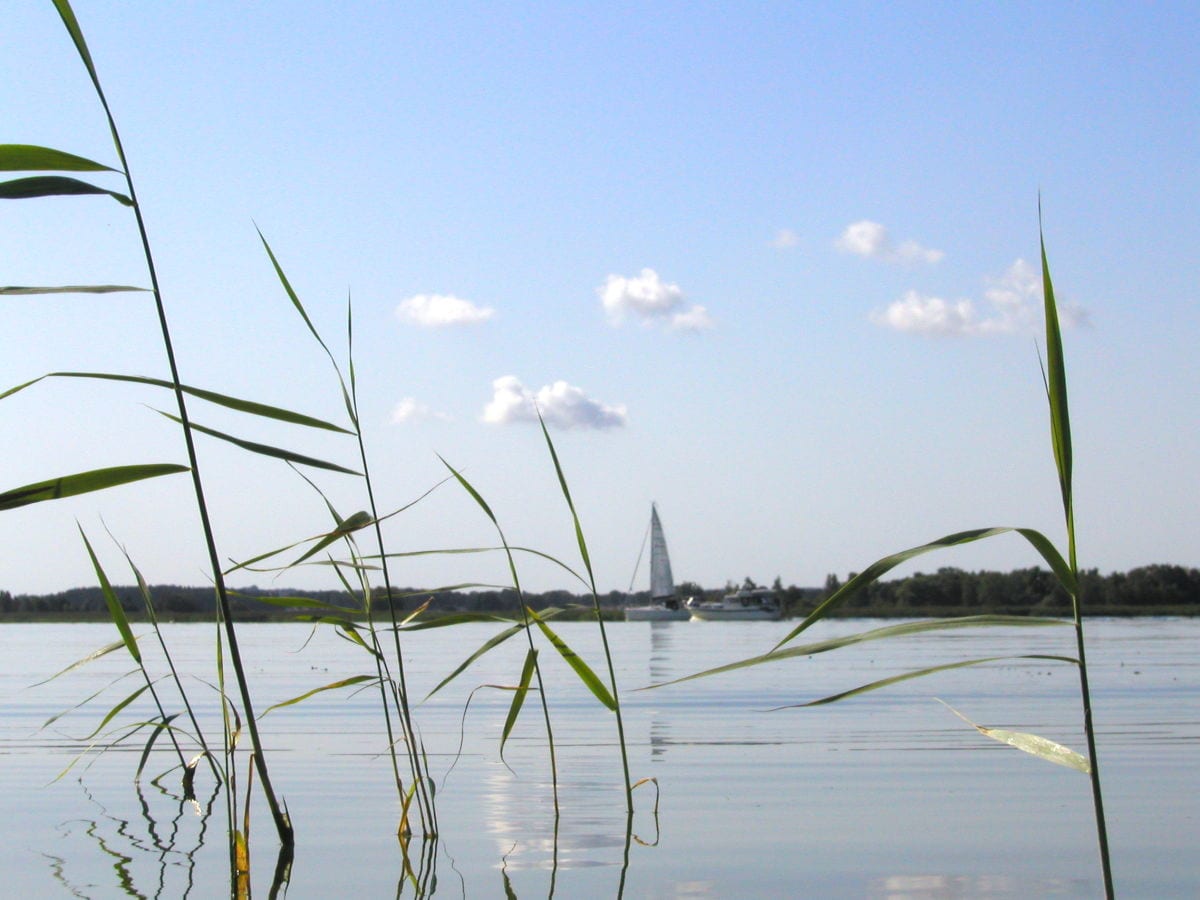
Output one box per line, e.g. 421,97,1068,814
2,1,1197,599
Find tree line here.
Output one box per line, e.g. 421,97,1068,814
1,563,1197,620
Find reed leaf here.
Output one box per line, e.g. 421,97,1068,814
648,616,1069,689
32,639,127,687
156,412,359,474
79,527,140,664
259,675,377,717
773,527,1074,651
527,607,617,711
0,463,189,511
0,284,146,295
79,682,151,741
41,670,137,729
423,621,530,700
0,174,131,205
0,143,115,172
772,655,1078,708
135,713,180,781
500,648,538,761
939,700,1089,772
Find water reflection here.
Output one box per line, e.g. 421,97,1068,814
868,872,1093,898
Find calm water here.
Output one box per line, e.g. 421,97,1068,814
1,618,1196,898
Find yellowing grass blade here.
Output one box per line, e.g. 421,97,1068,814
940,700,1089,772
259,675,376,717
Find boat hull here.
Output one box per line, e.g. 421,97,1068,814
625,605,690,622
688,607,780,621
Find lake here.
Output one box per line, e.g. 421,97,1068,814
1,618,1196,897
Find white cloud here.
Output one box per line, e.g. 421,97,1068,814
482,376,628,430
769,228,799,249
396,293,495,327
837,220,944,265
598,268,712,331
390,397,450,424
871,258,1088,337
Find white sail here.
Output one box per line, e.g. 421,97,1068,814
649,503,675,600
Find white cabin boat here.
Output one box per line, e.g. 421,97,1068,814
625,504,690,622
687,586,782,621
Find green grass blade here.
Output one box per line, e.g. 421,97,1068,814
774,526,1073,650
939,700,1089,772
2,370,351,432
0,174,131,205
647,616,1069,689
537,413,593,581
156,411,360,474
1040,220,1073,527
0,463,188,511
259,675,377,717
134,713,180,780
51,0,101,89
31,640,127,687
79,683,151,741
500,648,538,761
0,284,145,295
424,622,530,700
774,655,1078,708
79,526,140,664
0,144,115,172
527,607,617,710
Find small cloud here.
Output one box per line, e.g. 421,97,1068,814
769,228,799,250
482,376,627,430
396,293,495,327
598,268,712,331
837,220,943,265
871,258,1088,337
391,397,450,424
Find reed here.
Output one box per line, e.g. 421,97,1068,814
654,217,1114,895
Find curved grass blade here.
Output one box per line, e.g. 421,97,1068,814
774,526,1073,651
647,616,1069,689
0,174,131,205
31,639,127,687
501,648,538,763
1,371,350,432
78,682,151,741
527,607,617,710
772,654,1078,708
423,621,530,700
156,412,359,474
0,463,188,511
0,284,146,295
259,675,377,717
939,700,1089,772
0,144,115,172
41,669,138,729
79,526,139,663
135,713,180,780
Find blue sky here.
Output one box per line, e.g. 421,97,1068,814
2,1,1197,597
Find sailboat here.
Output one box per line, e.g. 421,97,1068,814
624,504,690,621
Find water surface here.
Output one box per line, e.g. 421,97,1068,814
1,618,1195,897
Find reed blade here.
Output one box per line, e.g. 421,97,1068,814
156,412,360,474
0,463,188,511
500,648,538,761
774,655,1078,708
0,143,115,172
939,700,1089,772
424,621,530,700
135,713,180,780
0,284,146,295
259,675,377,717
774,526,1074,650
0,174,131,205
527,607,617,710
79,527,140,663
648,616,1070,688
